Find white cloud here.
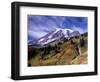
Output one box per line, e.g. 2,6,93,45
72,25,87,34
28,30,48,39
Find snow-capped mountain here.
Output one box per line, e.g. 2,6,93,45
36,28,80,45
68,30,80,38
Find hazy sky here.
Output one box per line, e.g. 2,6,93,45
28,15,87,43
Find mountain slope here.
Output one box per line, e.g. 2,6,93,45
28,32,88,66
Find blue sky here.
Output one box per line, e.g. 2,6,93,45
28,15,87,42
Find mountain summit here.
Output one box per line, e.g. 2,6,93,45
36,28,80,46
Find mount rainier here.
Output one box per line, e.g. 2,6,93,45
36,28,80,46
